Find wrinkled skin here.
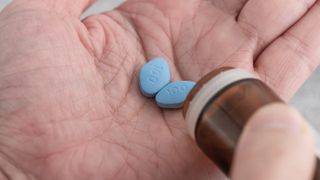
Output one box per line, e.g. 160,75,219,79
0,0,320,179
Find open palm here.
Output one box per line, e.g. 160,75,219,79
0,0,319,179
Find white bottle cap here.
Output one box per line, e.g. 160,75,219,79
185,68,257,139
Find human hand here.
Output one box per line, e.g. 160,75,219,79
232,104,315,180
0,0,319,179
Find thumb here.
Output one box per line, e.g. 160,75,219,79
231,103,315,180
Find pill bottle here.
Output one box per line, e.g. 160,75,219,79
183,67,320,179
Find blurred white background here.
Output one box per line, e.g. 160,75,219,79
0,0,319,130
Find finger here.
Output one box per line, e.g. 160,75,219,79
122,0,248,17
208,0,248,16
13,0,96,17
238,0,316,56
59,0,96,17
255,2,320,100
231,104,315,180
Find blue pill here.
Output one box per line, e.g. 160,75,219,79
139,57,171,97
156,81,196,109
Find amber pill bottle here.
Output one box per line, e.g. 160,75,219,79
183,67,320,179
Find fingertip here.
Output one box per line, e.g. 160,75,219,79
231,103,315,180
246,103,310,135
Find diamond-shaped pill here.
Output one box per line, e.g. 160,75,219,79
156,81,196,108
139,58,171,97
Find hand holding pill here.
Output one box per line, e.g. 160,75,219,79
1,0,320,179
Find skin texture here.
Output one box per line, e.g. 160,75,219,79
0,0,319,179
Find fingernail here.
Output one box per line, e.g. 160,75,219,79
249,103,304,134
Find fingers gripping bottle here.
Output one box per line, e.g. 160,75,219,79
183,67,320,179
